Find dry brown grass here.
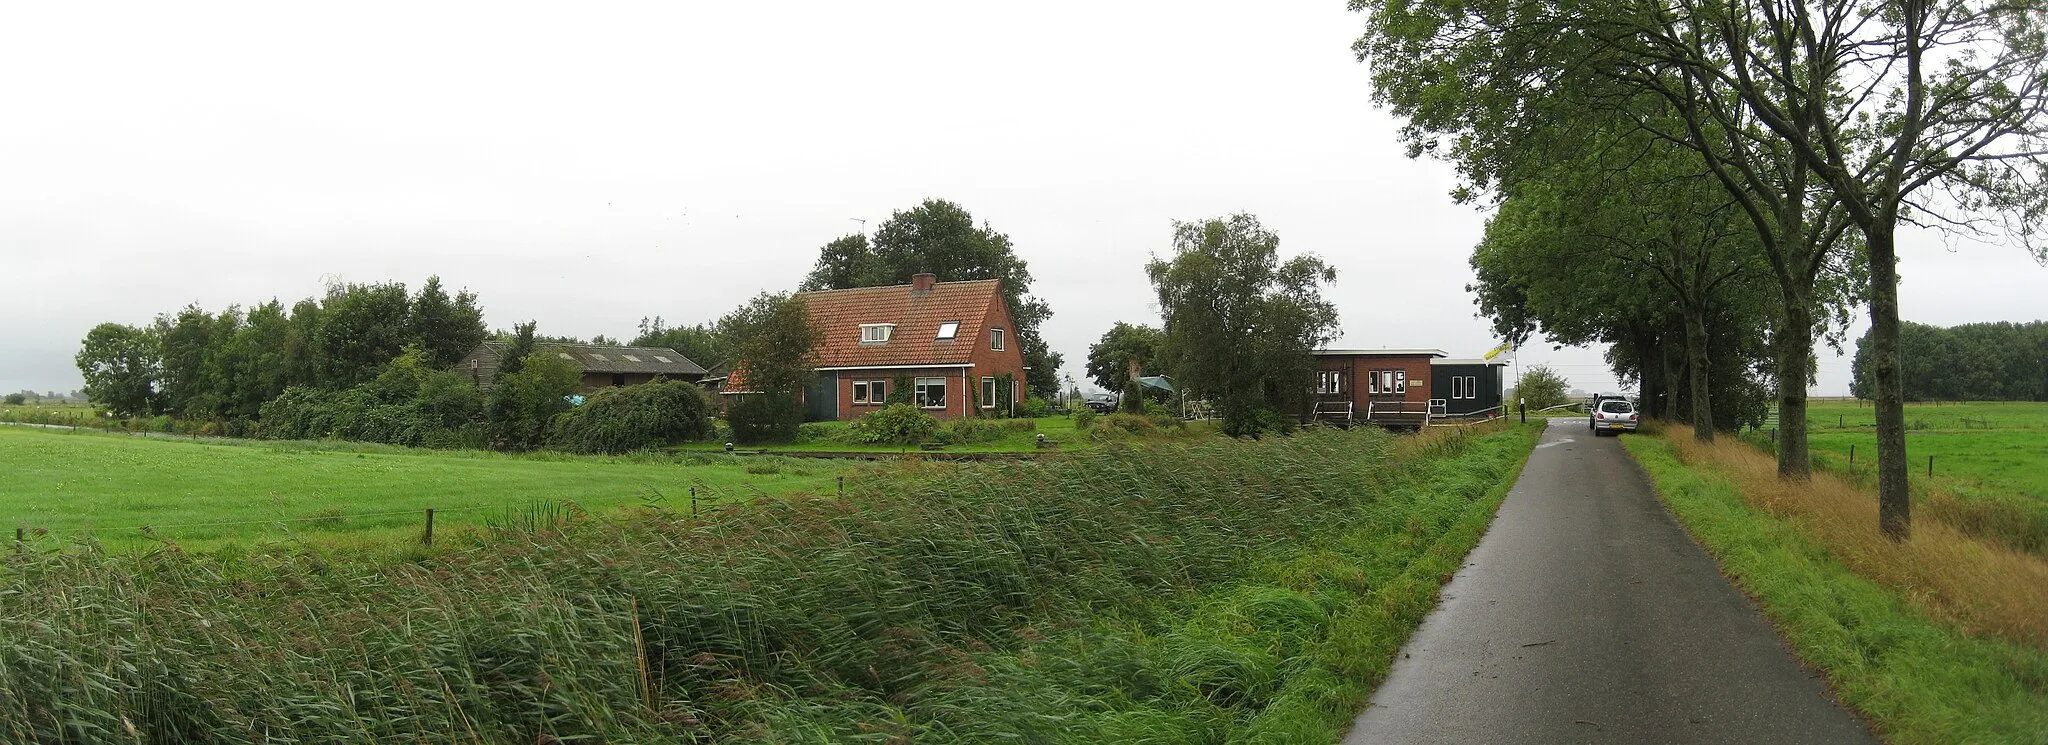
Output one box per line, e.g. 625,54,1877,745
1658,428,2048,647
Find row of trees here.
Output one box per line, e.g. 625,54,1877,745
1355,0,2048,538
1851,320,2048,402
1085,214,1341,437
75,277,488,419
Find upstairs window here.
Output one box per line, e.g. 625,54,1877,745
936,321,960,340
990,327,1005,351
860,324,896,343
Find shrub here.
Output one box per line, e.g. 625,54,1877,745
727,392,804,445
1018,396,1054,418
849,404,940,445
1074,410,1099,429
945,416,1036,445
555,380,714,454
1,393,22,405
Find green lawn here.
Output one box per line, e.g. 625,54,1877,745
0,426,857,549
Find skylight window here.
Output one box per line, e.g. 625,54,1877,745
654,356,673,363
623,355,641,362
557,353,574,360
936,321,960,340
590,353,609,361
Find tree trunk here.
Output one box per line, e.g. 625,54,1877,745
1660,335,1683,420
1776,287,1813,481
1868,223,1911,540
1684,308,1714,443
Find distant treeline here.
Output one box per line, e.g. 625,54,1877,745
72,277,720,453
1851,320,2048,402
75,277,490,420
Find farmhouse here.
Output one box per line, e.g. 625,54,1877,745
457,342,708,391
1307,348,1448,427
1430,357,1510,417
726,273,1029,420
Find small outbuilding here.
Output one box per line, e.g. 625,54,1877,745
1430,358,1510,418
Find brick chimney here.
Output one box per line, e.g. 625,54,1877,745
910,272,937,295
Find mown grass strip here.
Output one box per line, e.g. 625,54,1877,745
1623,433,2048,745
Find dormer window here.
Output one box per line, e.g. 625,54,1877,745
935,321,960,341
860,323,896,343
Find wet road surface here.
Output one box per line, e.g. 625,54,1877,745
1342,420,1877,744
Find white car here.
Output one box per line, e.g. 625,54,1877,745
1591,398,1639,435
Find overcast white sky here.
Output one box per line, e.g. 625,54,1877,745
3,2,2040,397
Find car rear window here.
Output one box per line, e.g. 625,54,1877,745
1600,400,1634,414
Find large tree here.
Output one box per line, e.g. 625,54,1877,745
798,199,1063,397
409,276,488,369
1147,214,1339,437
722,292,819,397
75,322,162,417
1084,322,1164,412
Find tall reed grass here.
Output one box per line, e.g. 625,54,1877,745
0,424,1533,743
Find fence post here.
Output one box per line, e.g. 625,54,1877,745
838,476,845,499
13,526,21,554
690,487,698,518
1928,455,1934,479
422,508,435,547
1849,445,1855,465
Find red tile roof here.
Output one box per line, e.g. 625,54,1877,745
799,279,1003,368
723,279,1004,392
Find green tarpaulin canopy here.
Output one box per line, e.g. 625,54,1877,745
1137,376,1174,393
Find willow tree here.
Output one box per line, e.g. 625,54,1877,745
1147,214,1338,438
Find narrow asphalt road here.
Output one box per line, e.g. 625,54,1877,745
1343,419,1877,744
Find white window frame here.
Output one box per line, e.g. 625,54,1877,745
852,379,888,405
936,321,960,341
981,376,997,409
1317,370,1344,395
1395,370,1407,394
990,327,1005,351
915,377,947,410
860,324,896,343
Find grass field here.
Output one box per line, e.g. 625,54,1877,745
1801,400,2048,499
1778,400,2048,556
0,425,857,549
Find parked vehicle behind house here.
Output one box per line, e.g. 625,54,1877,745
1591,398,1639,435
